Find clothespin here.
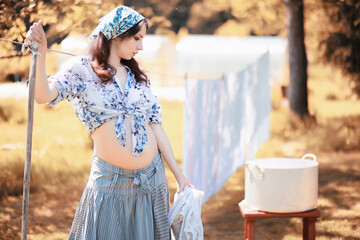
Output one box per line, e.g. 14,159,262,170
21,41,41,56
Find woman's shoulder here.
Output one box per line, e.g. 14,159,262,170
62,55,90,68
59,56,92,75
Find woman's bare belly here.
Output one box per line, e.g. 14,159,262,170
91,117,158,170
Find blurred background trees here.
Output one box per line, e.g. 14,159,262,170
321,0,360,97
0,0,119,57
0,0,288,57
285,0,309,119
0,0,359,98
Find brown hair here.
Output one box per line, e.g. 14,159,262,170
89,20,148,83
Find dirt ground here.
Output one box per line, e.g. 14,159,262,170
1,150,359,240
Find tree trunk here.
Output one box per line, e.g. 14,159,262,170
285,0,309,118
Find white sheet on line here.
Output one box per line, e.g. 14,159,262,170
182,52,271,203
243,52,272,160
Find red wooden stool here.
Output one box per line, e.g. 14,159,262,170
238,202,321,240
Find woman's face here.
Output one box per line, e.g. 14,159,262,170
111,23,146,60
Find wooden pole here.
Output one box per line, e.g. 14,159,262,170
21,42,39,240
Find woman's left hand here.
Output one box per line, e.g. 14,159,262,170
176,173,193,193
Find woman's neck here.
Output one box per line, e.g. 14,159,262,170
108,53,124,69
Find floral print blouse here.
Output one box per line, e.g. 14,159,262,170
48,56,162,157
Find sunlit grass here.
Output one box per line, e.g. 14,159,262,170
160,100,184,162
1,99,92,199
1,61,360,239
308,64,360,117
0,98,184,199
256,62,360,159
0,98,27,125
1,73,360,198
1,60,360,202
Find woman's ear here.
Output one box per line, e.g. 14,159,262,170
111,37,121,44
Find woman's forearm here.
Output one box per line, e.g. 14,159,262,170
150,123,183,179
34,54,58,104
26,20,58,104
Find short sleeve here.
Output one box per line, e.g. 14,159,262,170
146,101,162,124
47,57,87,105
145,80,162,124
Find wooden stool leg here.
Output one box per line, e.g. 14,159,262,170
303,217,309,240
245,218,249,239
308,218,317,240
303,217,317,240
247,218,256,240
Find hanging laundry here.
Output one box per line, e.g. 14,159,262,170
183,75,247,203
243,52,272,160
183,78,222,202
183,52,271,203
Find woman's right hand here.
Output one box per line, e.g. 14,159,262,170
25,20,47,55
176,173,193,193
25,19,58,104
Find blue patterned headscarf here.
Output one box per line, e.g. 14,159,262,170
90,6,145,40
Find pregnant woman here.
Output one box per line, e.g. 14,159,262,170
25,6,191,240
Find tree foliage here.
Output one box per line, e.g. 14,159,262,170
321,0,360,96
0,0,286,83
124,0,285,36
0,0,286,58
1,0,358,98
0,0,120,58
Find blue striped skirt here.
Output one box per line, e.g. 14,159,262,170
68,152,171,240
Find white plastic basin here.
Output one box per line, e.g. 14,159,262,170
244,154,318,213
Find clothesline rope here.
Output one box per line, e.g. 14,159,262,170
0,37,188,80
0,38,77,56
1,38,227,81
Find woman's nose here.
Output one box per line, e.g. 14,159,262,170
137,40,143,51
